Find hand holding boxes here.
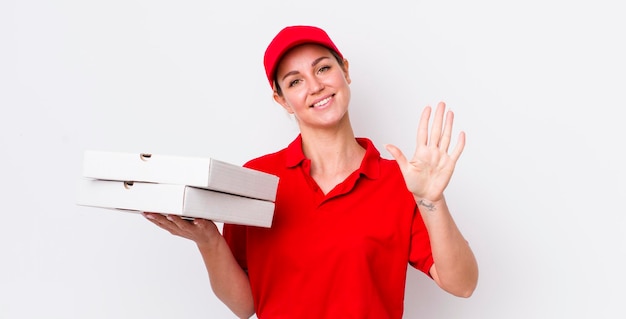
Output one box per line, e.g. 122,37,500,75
76,151,279,228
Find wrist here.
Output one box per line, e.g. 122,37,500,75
414,196,446,213
196,234,224,252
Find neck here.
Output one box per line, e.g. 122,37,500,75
300,117,358,159
298,120,366,192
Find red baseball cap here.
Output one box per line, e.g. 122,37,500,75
263,25,344,89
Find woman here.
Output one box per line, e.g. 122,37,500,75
144,25,478,319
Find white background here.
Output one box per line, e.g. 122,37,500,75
1,1,625,318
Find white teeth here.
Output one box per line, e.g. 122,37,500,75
313,97,331,107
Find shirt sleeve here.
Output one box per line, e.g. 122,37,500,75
408,206,434,277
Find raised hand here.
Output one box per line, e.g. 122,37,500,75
385,101,465,202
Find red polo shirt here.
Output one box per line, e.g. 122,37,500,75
223,135,433,319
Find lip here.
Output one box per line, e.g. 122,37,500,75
310,94,335,108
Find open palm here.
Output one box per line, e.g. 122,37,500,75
385,102,465,202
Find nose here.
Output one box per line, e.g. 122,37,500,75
307,76,324,94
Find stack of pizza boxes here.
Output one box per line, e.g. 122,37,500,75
76,150,279,228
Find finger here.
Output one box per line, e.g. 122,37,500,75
165,214,196,231
450,131,466,162
191,218,219,234
385,144,409,168
429,101,446,148
143,212,181,232
192,218,214,227
143,212,170,225
439,110,454,152
416,106,432,146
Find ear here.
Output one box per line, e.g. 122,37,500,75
342,59,351,84
273,90,294,114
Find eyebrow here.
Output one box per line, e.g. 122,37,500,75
280,56,331,82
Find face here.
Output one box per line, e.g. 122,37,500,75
273,44,351,131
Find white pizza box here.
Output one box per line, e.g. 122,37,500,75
82,150,278,202
76,178,275,228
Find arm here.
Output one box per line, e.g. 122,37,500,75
143,213,255,318
385,101,478,297
417,196,478,297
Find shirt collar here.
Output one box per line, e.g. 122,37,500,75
285,134,380,180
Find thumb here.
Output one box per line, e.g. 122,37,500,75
385,144,408,167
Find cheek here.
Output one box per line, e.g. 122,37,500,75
284,91,307,109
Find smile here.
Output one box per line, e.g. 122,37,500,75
311,95,333,108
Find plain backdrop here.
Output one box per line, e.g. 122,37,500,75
1,1,625,318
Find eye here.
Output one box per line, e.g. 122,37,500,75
317,65,331,74
288,79,301,87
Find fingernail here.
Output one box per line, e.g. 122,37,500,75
166,215,174,221
144,213,155,220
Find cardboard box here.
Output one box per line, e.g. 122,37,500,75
76,178,275,228
82,150,278,202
